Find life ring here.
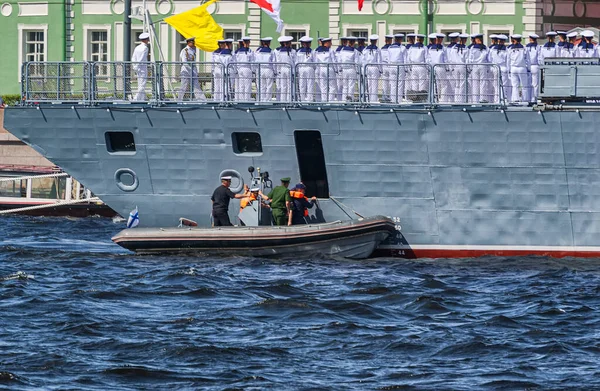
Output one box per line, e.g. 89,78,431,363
219,169,244,193
114,168,139,192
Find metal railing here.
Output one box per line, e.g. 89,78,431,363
21,61,511,106
226,62,293,103
23,62,90,102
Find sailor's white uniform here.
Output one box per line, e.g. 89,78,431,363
296,46,316,102
314,45,336,102
254,46,276,101
558,42,575,58
387,41,407,103
576,42,599,58
131,42,149,101
362,44,382,103
526,41,541,102
467,44,490,103
380,39,392,101
337,46,360,101
539,41,557,65
218,49,233,100
178,46,205,101
406,42,428,100
232,47,254,101
488,44,509,103
426,42,449,103
274,45,296,102
212,48,224,101
506,42,530,102
447,42,468,103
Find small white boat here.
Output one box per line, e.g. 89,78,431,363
111,216,396,259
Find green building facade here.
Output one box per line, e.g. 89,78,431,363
1,0,597,95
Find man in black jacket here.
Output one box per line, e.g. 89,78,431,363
211,176,248,226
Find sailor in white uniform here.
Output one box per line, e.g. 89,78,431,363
314,37,336,102
507,34,530,102
539,31,557,67
467,34,490,103
219,39,234,100
178,37,205,101
427,33,449,103
337,37,360,101
131,32,150,101
335,37,348,101
561,31,578,58
296,36,316,102
274,36,296,102
254,37,276,102
448,33,469,103
406,34,428,101
527,34,541,102
212,39,226,101
447,32,459,49
488,34,509,103
362,35,383,103
380,35,393,102
232,37,254,101
556,31,568,57
576,30,599,58
387,33,407,103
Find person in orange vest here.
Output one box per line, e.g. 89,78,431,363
239,187,270,213
288,183,316,225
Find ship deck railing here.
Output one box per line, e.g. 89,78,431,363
21,61,508,107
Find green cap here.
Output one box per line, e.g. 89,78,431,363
281,177,291,182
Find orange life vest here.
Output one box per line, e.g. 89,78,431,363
289,191,309,216
240,193,258,209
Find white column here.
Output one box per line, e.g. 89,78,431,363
329,0,340,45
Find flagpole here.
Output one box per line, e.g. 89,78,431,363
124,0,132,61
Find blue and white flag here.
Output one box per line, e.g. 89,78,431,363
127,207,139,228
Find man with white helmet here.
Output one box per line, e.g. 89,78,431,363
296,36,316,102
507,34,530,103
427,33,449,103
406,34,428,102
527,34,541,102
448,33,469,103
576,30,599,58
131,32,150,101
232,37,254,101
488,34,509,103
467,34,490,103
274,36,296,102
314,37,336,102
337,37,360,102
388,33,407,103
254,37,276,102
362,35,383,103
178,37,205,101
380,35,394,102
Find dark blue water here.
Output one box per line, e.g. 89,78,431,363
2,216,600,390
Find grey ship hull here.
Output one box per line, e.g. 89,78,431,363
5,105,600,258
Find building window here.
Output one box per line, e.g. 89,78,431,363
175,32,187,60
347,29,368,39
286,30,307,50
131,28,144,56
89,30,108,76
224,29,242,42
24,31,45,63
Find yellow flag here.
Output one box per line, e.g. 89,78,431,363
165,0,223,52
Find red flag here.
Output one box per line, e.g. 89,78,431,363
250,0,274,12
358,0,364,11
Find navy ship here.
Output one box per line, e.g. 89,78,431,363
4,56,600,258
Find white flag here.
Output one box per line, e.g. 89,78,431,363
127,207,139,229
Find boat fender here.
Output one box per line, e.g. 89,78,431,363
219,169,244,193
114,168,139,192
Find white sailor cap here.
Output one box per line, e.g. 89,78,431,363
567,31,578,38
459,33,469,39
221,175,232,180
489,34,498,39
448,32,460,38
237,38,244,43
529,33,540,39
471,33,483,39
299,35,313,43
511,34,522,39
348,36,357,41
278,35,293,43
436,33,446,38
385,34,394,39
582,30,594,38
369,34,379,40
139,32,150,40
250,187,260,192
497,34,508,41
185,36,196,42
242,36,251,41
394,33,404,38
260,36,273,41
357,36,367,41
406,33,416,38
340,36,349,40
557,31,567,36
320,37,332,42
428,33,438,39
546,31,558,36
416,34,426,38
217,39,226,44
